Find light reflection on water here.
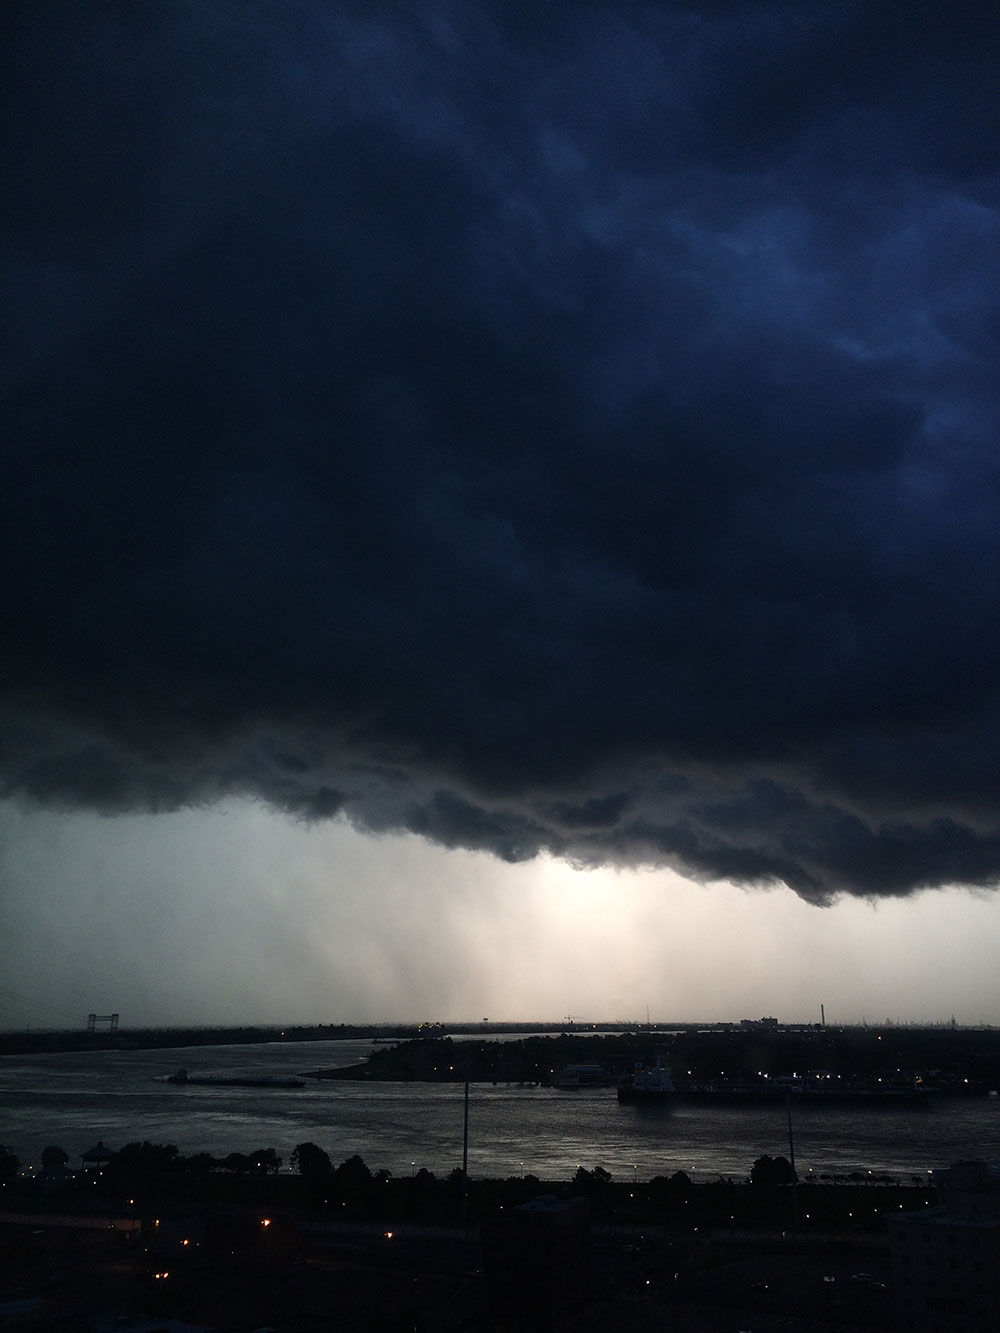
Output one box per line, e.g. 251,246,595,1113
1,1040,997,1181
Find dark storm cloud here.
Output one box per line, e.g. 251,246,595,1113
3,1,1000,902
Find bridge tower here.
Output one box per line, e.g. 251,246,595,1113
87,1012,119,1033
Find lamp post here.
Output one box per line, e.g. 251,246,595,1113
461,1079,469,1231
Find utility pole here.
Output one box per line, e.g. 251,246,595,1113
787,1093,800,1234
461,1080,469,1231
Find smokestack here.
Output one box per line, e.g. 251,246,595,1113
821,1003,826,1027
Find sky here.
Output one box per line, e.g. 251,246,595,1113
3,2,1000,1029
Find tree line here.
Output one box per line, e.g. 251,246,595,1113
0,1139,936,1234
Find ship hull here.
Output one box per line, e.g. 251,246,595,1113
162,1072,306,1088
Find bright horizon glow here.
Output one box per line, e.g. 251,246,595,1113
2,798,1000,1031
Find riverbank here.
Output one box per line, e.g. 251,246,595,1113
300,1030,999,1093
0,1022,399,1057
0,1021,622,1057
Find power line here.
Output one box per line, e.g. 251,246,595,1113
0,985,85,1026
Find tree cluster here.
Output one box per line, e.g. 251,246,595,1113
749,1154,798,1188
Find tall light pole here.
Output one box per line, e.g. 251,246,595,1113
461,1079,470,1231
787,1093,799,1234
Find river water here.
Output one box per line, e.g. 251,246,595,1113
2,1039,998,1183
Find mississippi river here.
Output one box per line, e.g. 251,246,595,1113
2,1039,998,1182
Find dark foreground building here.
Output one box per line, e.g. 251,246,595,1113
482,1195,591,1329
889,1161,1000,1333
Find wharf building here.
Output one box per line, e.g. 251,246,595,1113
888,1161,1000,1333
